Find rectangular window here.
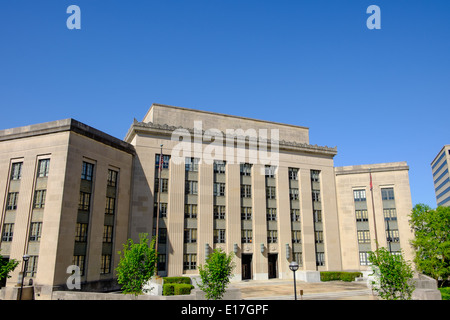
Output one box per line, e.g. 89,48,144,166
289,168,298,180
75,223,88,242
291,209,300,222
185,204,197,219
381,188,395,200
25,256,38,277
105,197,116,215
185,157,199,172
266,186,276,199
316,252,325,266
315,231,324,243
155,178,169,193
214,229,226,243
29,222,42,242
214,205,226,219
73,255,85,276
266,208,277,221
183,254,197,270
1,223,14,242
78,192,90,211
241,229,252,243
311,170,320,182
293,252,303,266
289,188,299,200
103,225,113,243
267,230,278,243
107,170,118,187
353,189,366,202
101,255,111,274
241,207,252,220
10,162,23,180
37,159,50,178
292,230,301,244
185,180,198,195
356,209,369,222
359,252,371,266
312,190,321,202
357,230,371,244
33,190,46,209
81,162,94,181
313,210,322,223
156,228,167,244
386,230,400,242
240,163,252,176
158,254,166,271
241,185,252,198
213,160,226,174
213,182,226,196
6,192,19,210
265,165,276,178
383,208,397,221
155,154,170,170
184,228,197,243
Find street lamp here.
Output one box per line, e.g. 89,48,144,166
289,261,299,300
19,254,30,300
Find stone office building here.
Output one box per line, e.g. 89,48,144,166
0,103,414,299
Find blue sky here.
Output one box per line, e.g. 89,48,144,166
1,1,449,207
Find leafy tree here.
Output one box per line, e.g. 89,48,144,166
0,250,19,285
116,233,158,296
409,204,450,286
368,247,415,300
197,248,235,300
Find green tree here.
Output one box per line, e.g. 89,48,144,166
0,250,19,285
116,233,158,296
368,247,415,300
197,248,235,300
409,204,450,286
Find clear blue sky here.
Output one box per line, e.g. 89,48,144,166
1,1,449,207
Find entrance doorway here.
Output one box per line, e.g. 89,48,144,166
242,254,252,280
268,254,278,279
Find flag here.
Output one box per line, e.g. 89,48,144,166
159,153,164,172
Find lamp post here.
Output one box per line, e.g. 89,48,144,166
289,261,299,300
19,254,30,300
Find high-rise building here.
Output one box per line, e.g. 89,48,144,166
431,145,450,207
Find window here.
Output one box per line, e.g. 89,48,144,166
289,188,299,200
29,222,42,242
2,224,14,242
185,157,199,172
184,228,197,243
315,231,324,243
353,189,366,202
75,223,88,242
73,255,85,276
289,168,298,180
313,210,322,222
241,229,252,243
383,208,397,221
311,170,320,182
357,230,371,244
214,229,226,243
214,205,225,220
241,207,252,220
213,183,226,196
240,163,252,176
37,159,50,178
155,178,169,193
81,162,93,181
185,180,198,195
105,197,115,215
267,230,278,243
265,165,276,178
266,186,276,199
153,202,168,218
185,204,197,219
293,252,303,266
292,231,301,244
241,185,252,198
266,208,277,221
381,188,395,200
78,192,90,211
155,154,170,170
359,252,371,266
25,256,38,277
33,190,46,209
213,160,226,174
107,170,118,187
158,254,166,271
291,209,300,222
103,225,113,243
316,252,325,266
386,230,400,243
10,162,22,180
183,254,197,270
6,192,19,210
356,209,369,222
101,255,111,274
312,190,321,202
156,228,167,244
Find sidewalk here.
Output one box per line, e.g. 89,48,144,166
230,279,377,300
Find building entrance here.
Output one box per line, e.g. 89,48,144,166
268,254,278,279
242,254,252,280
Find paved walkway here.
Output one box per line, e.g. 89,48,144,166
230,279,377,300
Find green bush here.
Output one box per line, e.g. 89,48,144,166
163,283,176,296
174,284,195,295
163,276,191,285
320,271,362,282
439,287,450,300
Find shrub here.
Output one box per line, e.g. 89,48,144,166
163,276,191,285
163,283,194,296
163,283,176,296
320,271,362,282
439,287,450,300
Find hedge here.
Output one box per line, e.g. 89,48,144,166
439,287,450,300
163,283,194,296
163,276,192,285
320,271,363,282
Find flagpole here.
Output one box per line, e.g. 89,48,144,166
369,169,379,251
155,144,163,273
